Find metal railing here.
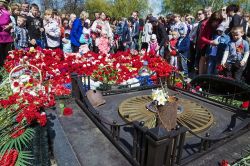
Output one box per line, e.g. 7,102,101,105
167,71,250,111
71,73,188,166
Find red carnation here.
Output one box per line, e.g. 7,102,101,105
63,107,73,116
220,160,229,166
216,64,224,72
0,149,19,166
29,78,34,84
96,25,102,30
175,82,183,88
11,127,26,138
38,113,47,126
195,85,201,91
13,82,19,87
170,50,177,56
0,99,10,108
99,77,104,82
241,101,249,109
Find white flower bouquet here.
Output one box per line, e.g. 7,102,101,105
152,88,169,106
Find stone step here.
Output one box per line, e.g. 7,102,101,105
47,100,131,166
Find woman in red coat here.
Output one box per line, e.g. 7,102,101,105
197,11,223,74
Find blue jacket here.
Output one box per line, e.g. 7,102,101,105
116,23,123,36
208,34,230,61
70,18,83,47
177,36,190,57
217,34,230,61
226,38,249,63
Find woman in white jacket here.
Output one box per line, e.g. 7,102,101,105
91,12,113,53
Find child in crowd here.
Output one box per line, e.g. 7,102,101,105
62,30,72,53
207,25,230,74
176,29,190,77
170,14,188,36
96,30,110,55
148,34,159,55
15,15,28,49
221,26,249,80
43,9,61,49
79,19,92,55
168,31,179,69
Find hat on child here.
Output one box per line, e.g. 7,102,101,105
65,29,71,35
151,34,157,40
216,25,225,32
85,19,91,25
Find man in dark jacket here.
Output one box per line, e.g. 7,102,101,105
26,3,44,48
241,13,250,84
242,13,250,41
226,4,242,35
131,11,140,50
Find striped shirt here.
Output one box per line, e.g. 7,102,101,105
15,26,28,48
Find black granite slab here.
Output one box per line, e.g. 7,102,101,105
95,89,250,164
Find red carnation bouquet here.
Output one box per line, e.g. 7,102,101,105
0,150,19,166
216,64,224,72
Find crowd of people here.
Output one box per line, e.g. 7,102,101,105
0,0,250,83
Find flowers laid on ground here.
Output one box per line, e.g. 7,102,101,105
241,101,249,109
0,149,18,166
220,160,230,166
0,62,56,165
63,107,73,116
4,48,172,87
92,64,119,84
0,47,172,165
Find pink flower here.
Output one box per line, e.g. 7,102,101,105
195,86,201,91
98,37,110,55
191,89,196,93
